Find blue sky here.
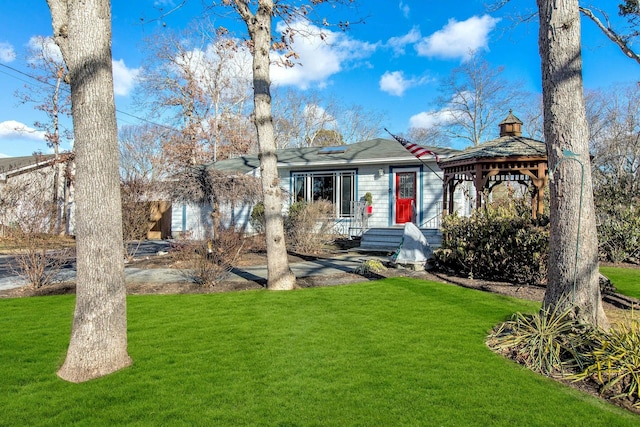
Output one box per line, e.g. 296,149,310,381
0,0,637,157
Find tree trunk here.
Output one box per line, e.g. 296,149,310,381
48,0,132,382
243,0,296,290
537,0,609,328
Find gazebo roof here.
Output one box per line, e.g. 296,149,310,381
440,135,547,165
439,111,549,219
499,109,523,126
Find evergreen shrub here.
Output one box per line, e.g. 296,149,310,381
433,198,549,285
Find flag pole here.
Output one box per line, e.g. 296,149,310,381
384,128,444,183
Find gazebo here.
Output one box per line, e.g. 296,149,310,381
438,111,548,219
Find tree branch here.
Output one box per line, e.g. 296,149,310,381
579,6,640,65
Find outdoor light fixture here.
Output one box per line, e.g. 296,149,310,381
378,168,385,177
548,148,585,301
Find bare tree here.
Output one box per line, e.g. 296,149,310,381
273,88,338,148
406,126,451,147
337,103,386,144
589,83,640,199
430,54,528,146
48,0,132,382
135,21,254,168
15,36,73,234
118,124,171,183
273,88,384,147
219,0,358,290
537,0,609,327
518,94,545,140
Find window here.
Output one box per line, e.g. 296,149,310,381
292,171,355,217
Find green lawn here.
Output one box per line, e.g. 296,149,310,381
1,278,637,426
601,266,640,299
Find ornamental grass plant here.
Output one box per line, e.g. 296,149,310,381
487,302,599,376
573,318,640,408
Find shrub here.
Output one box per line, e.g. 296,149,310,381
285,200,335,254
1,177,74,288
121,179,154,261
487,304,597,376
172,228,245,287
9,232,74,289
433,201,549,285
250,202,265,234
597,205,640,263
353,259,387,275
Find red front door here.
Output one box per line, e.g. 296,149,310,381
395,171,416,224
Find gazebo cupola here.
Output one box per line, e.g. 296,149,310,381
438,110,548,219
499,109,523,137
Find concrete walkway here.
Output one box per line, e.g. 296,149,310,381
0,253,384,292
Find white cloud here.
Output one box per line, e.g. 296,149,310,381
399,1,410,19
0,121,46,141
380,71,409,96
0,41,16,63
379,70,430,97
112,59,141,96
271,21,378,89
416,15,500,61
386,27,421,56
409,109,455,129
27,36,63,63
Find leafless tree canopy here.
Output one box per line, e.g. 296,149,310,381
419,54,529,147
169,166,262,206
587,83,640,198
134,20,256,167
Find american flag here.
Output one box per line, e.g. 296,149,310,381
385,129,440,162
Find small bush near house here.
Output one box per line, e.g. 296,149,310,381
285,200,335,254
1,178,74,288
353,259,387,276
250,202,265,234
172,228,245,287
121,179,154,261
10,232,74,289
433,198,549,285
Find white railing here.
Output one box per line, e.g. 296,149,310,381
347,201,369,237
421,201,443,229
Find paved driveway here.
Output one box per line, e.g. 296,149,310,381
0,241,382,292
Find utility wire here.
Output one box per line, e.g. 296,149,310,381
0,62,178,133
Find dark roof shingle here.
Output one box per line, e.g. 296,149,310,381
209,138,459,173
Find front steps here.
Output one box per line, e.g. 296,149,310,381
359,227,442,252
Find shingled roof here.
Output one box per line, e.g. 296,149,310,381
439,135,546,165
0,154,61,181
439,110,546,165
209,138,459,173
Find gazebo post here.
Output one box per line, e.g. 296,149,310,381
474,164,483,210
537,163,548,217
442,177,449,216
448,180,456,214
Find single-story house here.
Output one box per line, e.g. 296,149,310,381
0,153,74,236
170,138,468,245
